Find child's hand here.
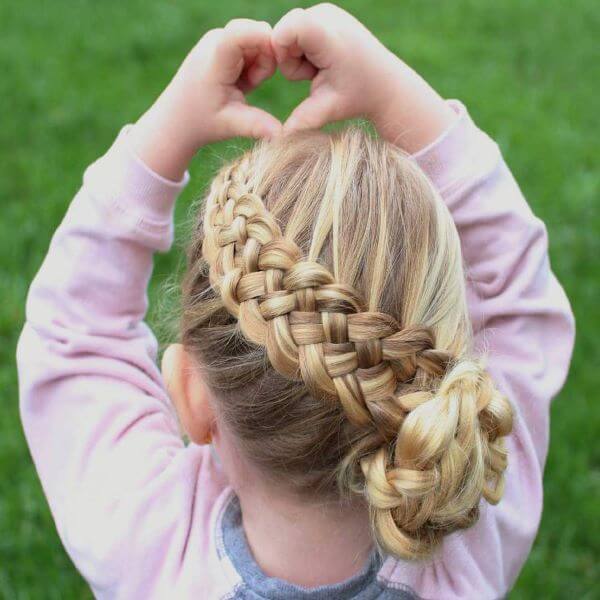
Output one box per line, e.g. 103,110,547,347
131,19,282,180
272,3,456,153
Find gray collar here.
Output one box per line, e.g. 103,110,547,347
220,493,390,599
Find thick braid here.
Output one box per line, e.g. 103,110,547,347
202,158,450,436
202,156,513,558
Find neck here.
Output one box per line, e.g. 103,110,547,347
237,484,375,588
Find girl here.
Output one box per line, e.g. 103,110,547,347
17,5,574,599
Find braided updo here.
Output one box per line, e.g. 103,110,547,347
181,127,513,560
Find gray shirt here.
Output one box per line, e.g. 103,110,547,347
221,494,418,599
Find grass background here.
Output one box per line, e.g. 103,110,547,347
1,0,597,597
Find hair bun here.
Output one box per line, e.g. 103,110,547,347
360,359,513,559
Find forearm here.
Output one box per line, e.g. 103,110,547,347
129,81,199,182
19,123,188,430
412,100,566,336
17,128,190,580
129,114,195,182
396,102,575,596
413,101,574,387
372,56,458,153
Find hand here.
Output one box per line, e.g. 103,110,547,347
272,3,456,153
130,19,282,180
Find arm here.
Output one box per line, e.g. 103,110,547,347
395,100,575,598
273,5,575,596
16,20,280,593
17,132,192,591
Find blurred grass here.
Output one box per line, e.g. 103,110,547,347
0,0,597,597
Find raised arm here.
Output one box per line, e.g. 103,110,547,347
399,100,574,598
16,20,280,595
272,5,575,597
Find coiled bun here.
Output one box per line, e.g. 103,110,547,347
361,359,512,558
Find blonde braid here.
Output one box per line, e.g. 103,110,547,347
189,129,513,560
203,158,451,434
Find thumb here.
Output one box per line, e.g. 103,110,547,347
284,89,340,133
220,103,283,140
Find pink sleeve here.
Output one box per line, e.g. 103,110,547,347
16,127,224,594
380,101,575,598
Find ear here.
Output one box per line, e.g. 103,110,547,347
161,344,215,445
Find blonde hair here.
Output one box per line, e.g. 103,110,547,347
181,127,513,559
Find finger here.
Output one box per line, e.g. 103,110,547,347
237,50,278,94
271,8,305,77
272,47,318,82
284,89,340,132
245,45,277,88
272,34,318,81
220,103,283,140
272,8,332,75
218,19,276,85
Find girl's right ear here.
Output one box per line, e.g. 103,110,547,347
161,344,216,445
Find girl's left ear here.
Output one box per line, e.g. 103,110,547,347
161,344,215,445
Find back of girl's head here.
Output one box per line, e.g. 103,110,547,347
181,127,513,560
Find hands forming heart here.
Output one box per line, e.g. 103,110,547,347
271,5,400,133
131,3,456,181
174,4,401,145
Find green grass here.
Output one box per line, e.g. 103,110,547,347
1,0,597,597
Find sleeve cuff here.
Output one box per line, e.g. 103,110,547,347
83,124,190,230
411,100,499,192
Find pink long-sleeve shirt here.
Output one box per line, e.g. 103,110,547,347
17,100,575,599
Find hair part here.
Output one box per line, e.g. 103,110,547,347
180,127,513,560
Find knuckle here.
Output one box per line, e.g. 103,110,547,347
224,17,266,33
224,18,272,41
284,7,306,25
191,28,224,61
274,8,304,35
202,27,225,45
225,18,249,29
312,2,338,14
205,27,225,38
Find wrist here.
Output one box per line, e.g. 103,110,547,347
368,58,457,154
130,92,201,182
129,119,195,183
